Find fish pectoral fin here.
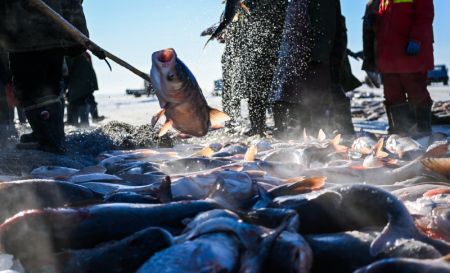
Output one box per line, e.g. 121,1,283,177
209,108,230,129
192,147,215,158
423,143,449,158
244,145,258,162
159,119,173,137
151,108,166,128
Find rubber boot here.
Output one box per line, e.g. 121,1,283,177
66,103,78,126
272,102,289,139
245,99,267,137
21,101,66,154
78,103,90,128
388,103,415,135
90,104,105,122
413,102,432,134
331,101,355,136
384,102,394,134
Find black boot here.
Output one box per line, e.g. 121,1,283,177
273,102,289,139
331,101,355,136
21,101,66,154
19,132,38,143
413,102,432,134
66,103,78,126
384,102,394,134
387,103,415,135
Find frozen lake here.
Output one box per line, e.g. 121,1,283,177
94,85,450,129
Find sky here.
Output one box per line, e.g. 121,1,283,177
83,0,450,95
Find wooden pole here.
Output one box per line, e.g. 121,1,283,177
28,0,151,83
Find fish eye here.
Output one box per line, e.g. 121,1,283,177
167,73,175,81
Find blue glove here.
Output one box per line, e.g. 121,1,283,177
406,40,421,55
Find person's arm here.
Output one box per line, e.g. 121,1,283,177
409,0,434,45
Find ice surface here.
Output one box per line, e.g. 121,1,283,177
0,254,13,271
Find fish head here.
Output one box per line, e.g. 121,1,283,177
150,48,196,104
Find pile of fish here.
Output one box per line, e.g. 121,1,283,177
350,89,450,132
0,131,449,273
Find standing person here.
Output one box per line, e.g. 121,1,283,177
240,0,288,136
66,52,98,127
329,14,361,136
367,0,435,134
0,0,89,153
271,0,347,138
221,12,245,132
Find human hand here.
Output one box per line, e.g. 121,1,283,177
406,40,421,55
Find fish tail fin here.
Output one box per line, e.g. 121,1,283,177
372,138,389,158
331,134,349,153
370,221,427,257
209,107,230,129
370,223,403,256
421,158,450,178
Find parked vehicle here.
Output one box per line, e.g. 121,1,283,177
428,64,449,85
125,81,155,97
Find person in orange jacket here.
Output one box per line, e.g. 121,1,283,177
374,0,435,134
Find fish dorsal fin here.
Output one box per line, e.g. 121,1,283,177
244,145,258,162
282,176,306,184
318,129,326,142
159,119,173,137
73,165,107,176
151,108,166,128
192,147,215,158
421,158,450,178
295,177,326,190
442,254,450,262
303,128,308,142
209,108,230,129
373,138,389,158
158,176,172,203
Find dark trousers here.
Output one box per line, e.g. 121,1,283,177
0,81,12,124
382,72,432,106
9,49,64,107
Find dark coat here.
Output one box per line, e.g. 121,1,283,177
362,0,379,72
66,52,98,103
272,0,343,105
0,53,10,84
0,0,88,53
376,0,434,73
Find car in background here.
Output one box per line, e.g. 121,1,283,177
125,81,155,97
428,64,448,85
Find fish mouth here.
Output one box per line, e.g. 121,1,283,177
156,48,175,63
